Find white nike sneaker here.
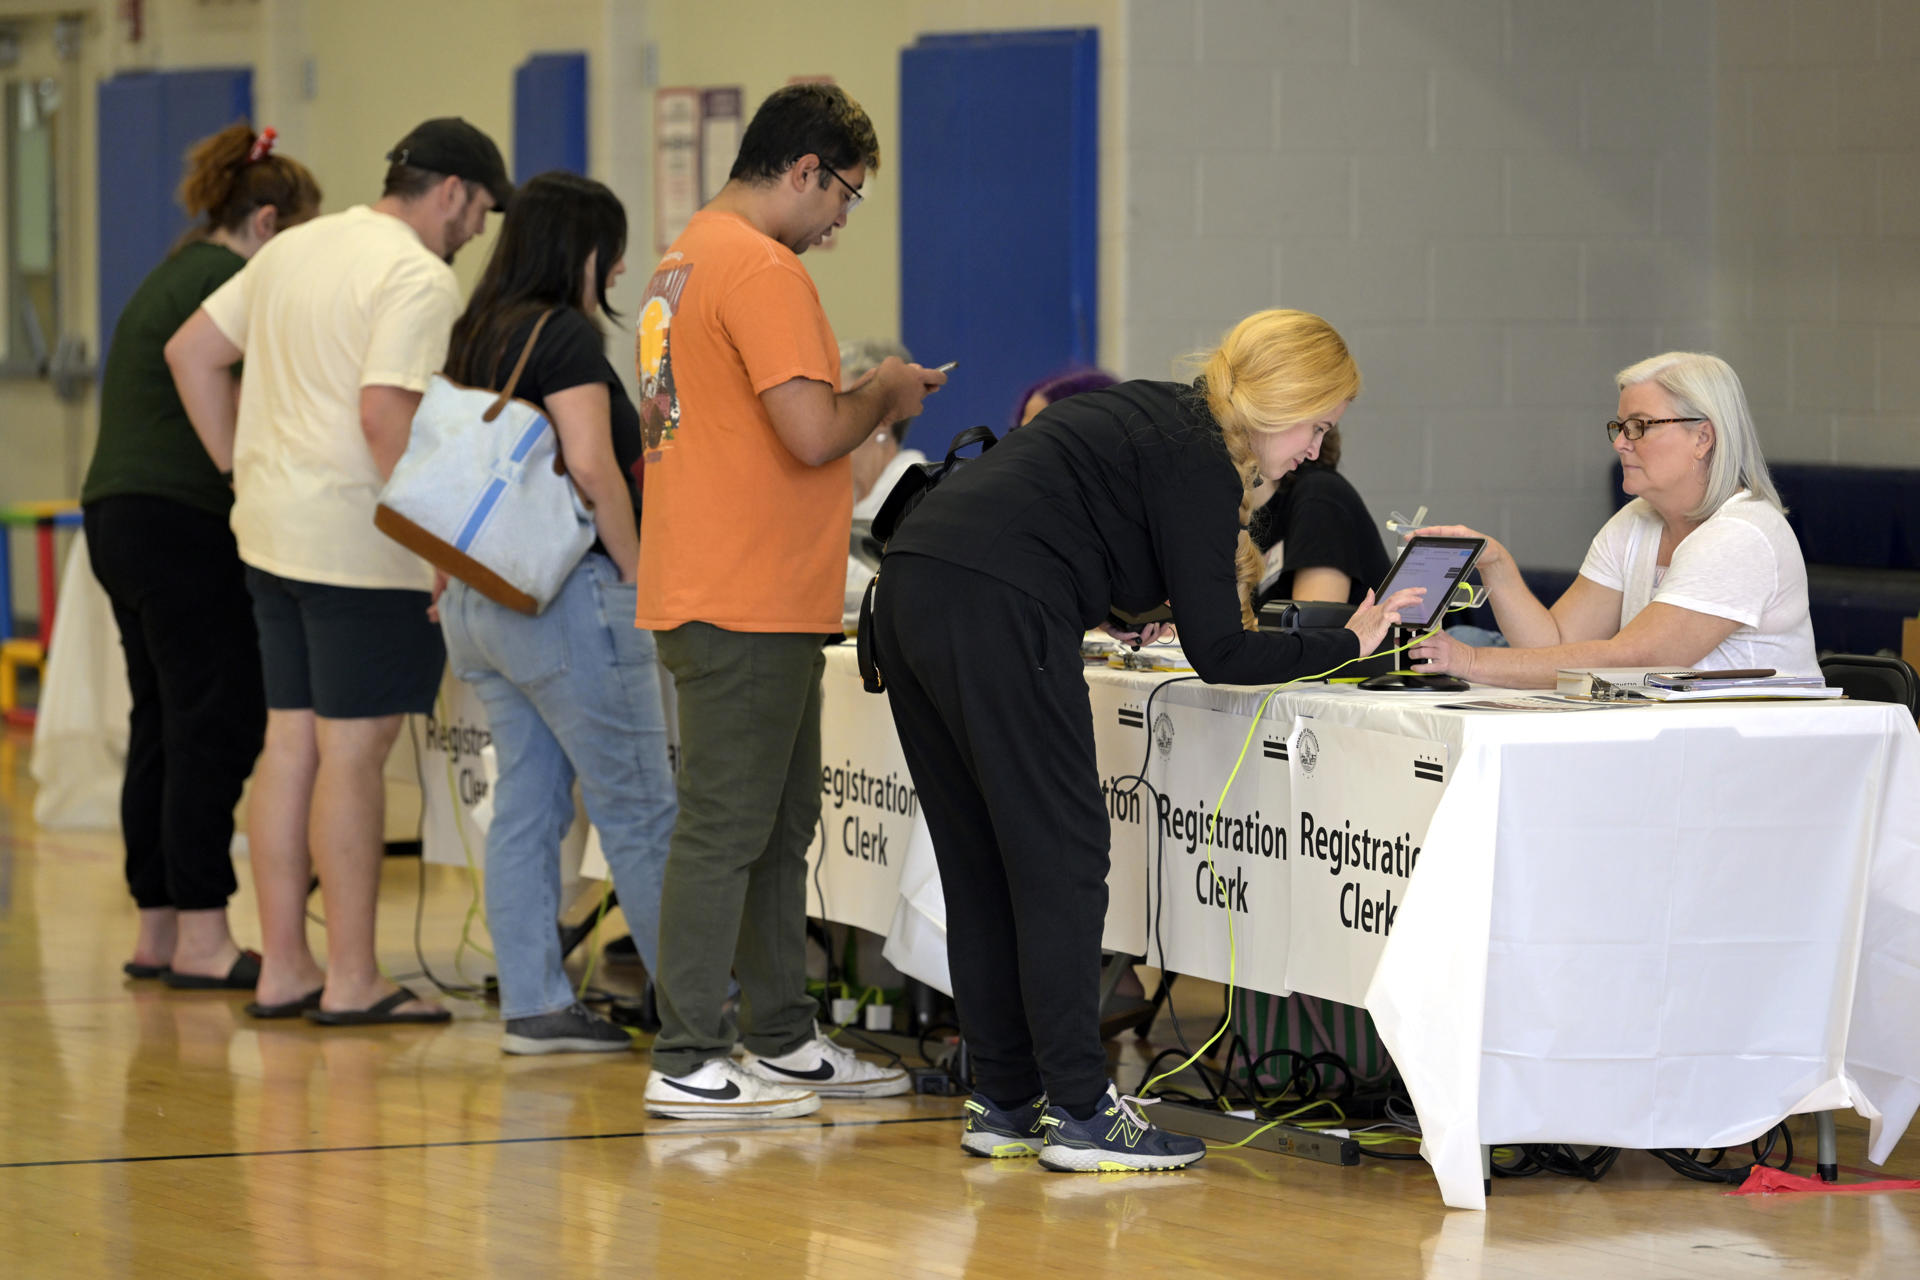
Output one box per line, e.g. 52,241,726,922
644,1056,821,1120
742,1028,912,1098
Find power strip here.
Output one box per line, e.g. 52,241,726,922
1152,1098,1360,1165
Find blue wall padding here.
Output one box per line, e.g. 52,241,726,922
96,68,253,363
899,28,1099,443
513,53,589,183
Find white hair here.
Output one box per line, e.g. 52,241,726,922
838,338,912,387
1615,351,1784,517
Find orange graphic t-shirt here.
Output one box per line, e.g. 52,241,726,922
633,210,847,633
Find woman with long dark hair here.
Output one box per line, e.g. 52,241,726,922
82,122,320,994
438,172,677,1054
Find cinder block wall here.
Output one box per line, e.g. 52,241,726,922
1123,0,1919,569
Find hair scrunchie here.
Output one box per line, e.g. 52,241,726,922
245,127,278,164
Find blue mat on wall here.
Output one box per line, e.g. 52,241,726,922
97,68,253,361
899,29,1098,443
513,53,588,183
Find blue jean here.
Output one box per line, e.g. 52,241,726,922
439,553,677,1020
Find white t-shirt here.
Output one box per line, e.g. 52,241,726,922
203,205,461,590
845,447,927,613
1577,491,1819,675
850,446,927,522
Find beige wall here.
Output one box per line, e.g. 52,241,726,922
1121,0,1920,572
25,1,1912,615
0,0,1124,621
639,0,1124,359
1711,0,1920,468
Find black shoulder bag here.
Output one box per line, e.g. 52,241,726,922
856,424,999,693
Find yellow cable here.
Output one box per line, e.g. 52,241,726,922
1139,624,1443,1101
574,882,614,999
1145,604,1483,1145
1207,1099,1339,1151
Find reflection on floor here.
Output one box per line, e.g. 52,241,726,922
3,725,1917,1278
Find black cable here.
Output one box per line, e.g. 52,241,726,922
1106,675,1200,1058
1246,1047,1316,1101
829,1023,908,1073
1300,1051,1359,1101
808,824,834,984
1648,1122,1794,1185
917,1020,963,1068
1135,1048,1249,1109
1357,1146,1424,1161
410,830,489,1000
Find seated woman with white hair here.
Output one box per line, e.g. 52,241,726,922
1408,351,1818,688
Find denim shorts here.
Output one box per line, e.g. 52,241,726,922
245,566,446,718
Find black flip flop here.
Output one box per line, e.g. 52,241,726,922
244,987,325,1019
123,961,172,979
162,949,263,990
305,988,451,1026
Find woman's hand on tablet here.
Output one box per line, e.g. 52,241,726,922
1409,523,1511,577
1344,586,1426,656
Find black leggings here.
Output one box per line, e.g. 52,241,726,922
872,553,1111,1111
84,496,265,910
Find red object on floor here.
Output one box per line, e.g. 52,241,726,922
1729,1166,1920,1196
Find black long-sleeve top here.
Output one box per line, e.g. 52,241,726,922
885,379,1361,686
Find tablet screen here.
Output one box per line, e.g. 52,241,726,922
1375,535,1485,632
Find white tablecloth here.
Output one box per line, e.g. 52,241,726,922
46,593,1920,1212
818,648,1920,1211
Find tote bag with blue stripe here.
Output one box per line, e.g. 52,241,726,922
374,310,595,615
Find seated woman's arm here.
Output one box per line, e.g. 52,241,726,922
1409,522,1624,648
1411,598,1741,688
1289,566,1351,603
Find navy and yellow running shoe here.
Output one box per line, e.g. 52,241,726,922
1036,1085,1205,1172
959,1091,1049,1158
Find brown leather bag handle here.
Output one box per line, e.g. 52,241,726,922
481,309,555,423
473,309,596,510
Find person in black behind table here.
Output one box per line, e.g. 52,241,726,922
871,309,1421,1172
435,172,678,1055
1249,421,1391,609
81,123,320,991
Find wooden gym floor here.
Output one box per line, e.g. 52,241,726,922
3,727,1917,1279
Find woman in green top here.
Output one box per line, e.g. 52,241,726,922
81,123,319,995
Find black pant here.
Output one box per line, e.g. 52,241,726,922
84,496,265,910
872,553,1111,1111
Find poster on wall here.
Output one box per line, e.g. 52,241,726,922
1284,718,1448,1005
698,88,742,203
653,87,701,254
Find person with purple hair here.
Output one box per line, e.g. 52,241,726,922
1013,366,1119,428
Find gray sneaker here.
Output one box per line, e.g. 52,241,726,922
502,1002,634,1055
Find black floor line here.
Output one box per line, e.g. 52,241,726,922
0,1111,963,1171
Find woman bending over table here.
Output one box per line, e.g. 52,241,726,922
1408,351,1818,689
871,309,1421,1172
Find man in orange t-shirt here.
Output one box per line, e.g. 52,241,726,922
634,84,944,1120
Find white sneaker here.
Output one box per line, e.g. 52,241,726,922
644,1056,821,1120
742,1028,911,1098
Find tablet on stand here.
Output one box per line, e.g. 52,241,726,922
1357,535,1486,693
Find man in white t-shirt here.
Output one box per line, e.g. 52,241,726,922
166,118,510,1024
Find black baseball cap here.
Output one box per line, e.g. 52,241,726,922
385,117,513,210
